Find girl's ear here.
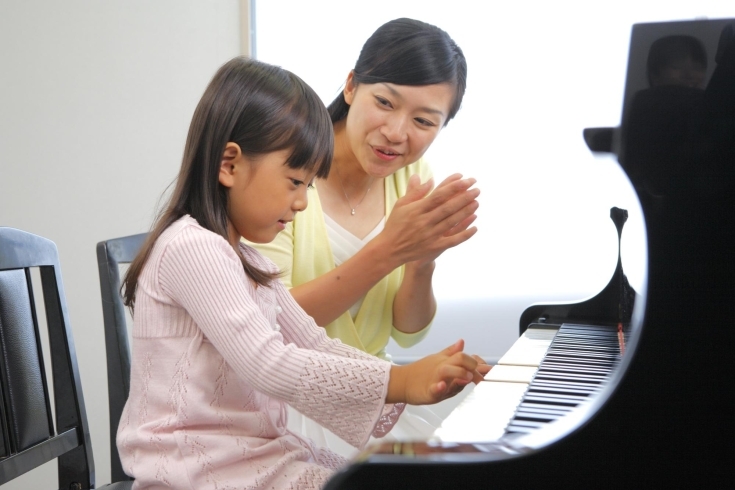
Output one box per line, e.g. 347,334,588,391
343,70,357,105
219,142,243,188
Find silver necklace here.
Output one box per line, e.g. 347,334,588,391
336,167,374,215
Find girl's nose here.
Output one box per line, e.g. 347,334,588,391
293,189,308,212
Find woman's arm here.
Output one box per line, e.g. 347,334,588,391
292,173,479,326
392,260,437,334
289,234,402,326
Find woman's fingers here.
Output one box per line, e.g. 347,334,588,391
402,174,434,203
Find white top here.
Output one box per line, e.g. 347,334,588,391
324,214,385,319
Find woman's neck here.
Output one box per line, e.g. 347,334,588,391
319,120,385,234
329,120,373,193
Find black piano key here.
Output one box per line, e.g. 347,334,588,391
501,322,623,438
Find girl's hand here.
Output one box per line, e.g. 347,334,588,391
472,354,493,383
374,173,480,268
387,340,481,405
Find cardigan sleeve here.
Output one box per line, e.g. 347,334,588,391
156,224,396,448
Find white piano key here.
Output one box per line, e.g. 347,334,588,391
483,364,538,383
431,381,529,443
497,328,558,367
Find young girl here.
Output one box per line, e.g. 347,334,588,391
249,18,481,452
117,57,486,489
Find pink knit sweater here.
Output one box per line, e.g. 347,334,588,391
117,216,403,489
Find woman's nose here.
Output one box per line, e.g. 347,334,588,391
381,114,408,143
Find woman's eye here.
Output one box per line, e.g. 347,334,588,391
415,117,436,127
375,96,392,107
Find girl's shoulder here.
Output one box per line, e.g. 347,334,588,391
154,215,237,264
238,241,279,274
159,215,215,245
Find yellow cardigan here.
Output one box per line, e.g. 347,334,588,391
249,158,434,359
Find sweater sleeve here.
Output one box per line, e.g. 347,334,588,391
265,258,406,439
156,225,393,448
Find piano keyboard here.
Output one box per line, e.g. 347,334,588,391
432,323,623,443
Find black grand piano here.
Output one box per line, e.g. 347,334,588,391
325,17,735,488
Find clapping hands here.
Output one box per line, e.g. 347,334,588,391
377,173,479,268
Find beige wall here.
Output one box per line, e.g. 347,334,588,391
0,1,242,486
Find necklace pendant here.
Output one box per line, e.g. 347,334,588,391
351,208,356,216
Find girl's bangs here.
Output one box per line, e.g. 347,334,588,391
281,83,333,178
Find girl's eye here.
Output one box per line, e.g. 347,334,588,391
290,179,304,187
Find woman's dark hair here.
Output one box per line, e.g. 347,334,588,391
327,18,467,126
123,57,334,308
647,35,708,87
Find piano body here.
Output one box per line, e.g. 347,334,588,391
325,17,735,488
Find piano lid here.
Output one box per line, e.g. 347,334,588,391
324,17,735,489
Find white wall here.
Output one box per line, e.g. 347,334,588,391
0,1,241,487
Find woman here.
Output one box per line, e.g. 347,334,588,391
250,17,480,454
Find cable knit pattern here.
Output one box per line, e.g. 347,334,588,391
117,216,402,489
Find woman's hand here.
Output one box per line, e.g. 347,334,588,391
387,339,484,405
374,173,480,268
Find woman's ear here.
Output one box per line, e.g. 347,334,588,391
343,70,356,105
219,142,242,188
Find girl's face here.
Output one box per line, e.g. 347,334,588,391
219,145,315,245
342,74,455,177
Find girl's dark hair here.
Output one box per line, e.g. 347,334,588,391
327,18,467,126
123,57,334,308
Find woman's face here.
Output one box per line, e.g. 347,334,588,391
342,74,455,178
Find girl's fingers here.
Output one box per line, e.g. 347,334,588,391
440,339,465,356
439,364,474,384
430,380,448,396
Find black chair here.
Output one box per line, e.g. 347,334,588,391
96,233,146,484
0,227,132,489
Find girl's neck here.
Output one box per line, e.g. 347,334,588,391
226,219,241,248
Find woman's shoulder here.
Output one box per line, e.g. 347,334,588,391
392,157,431,181
388,158,433,195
